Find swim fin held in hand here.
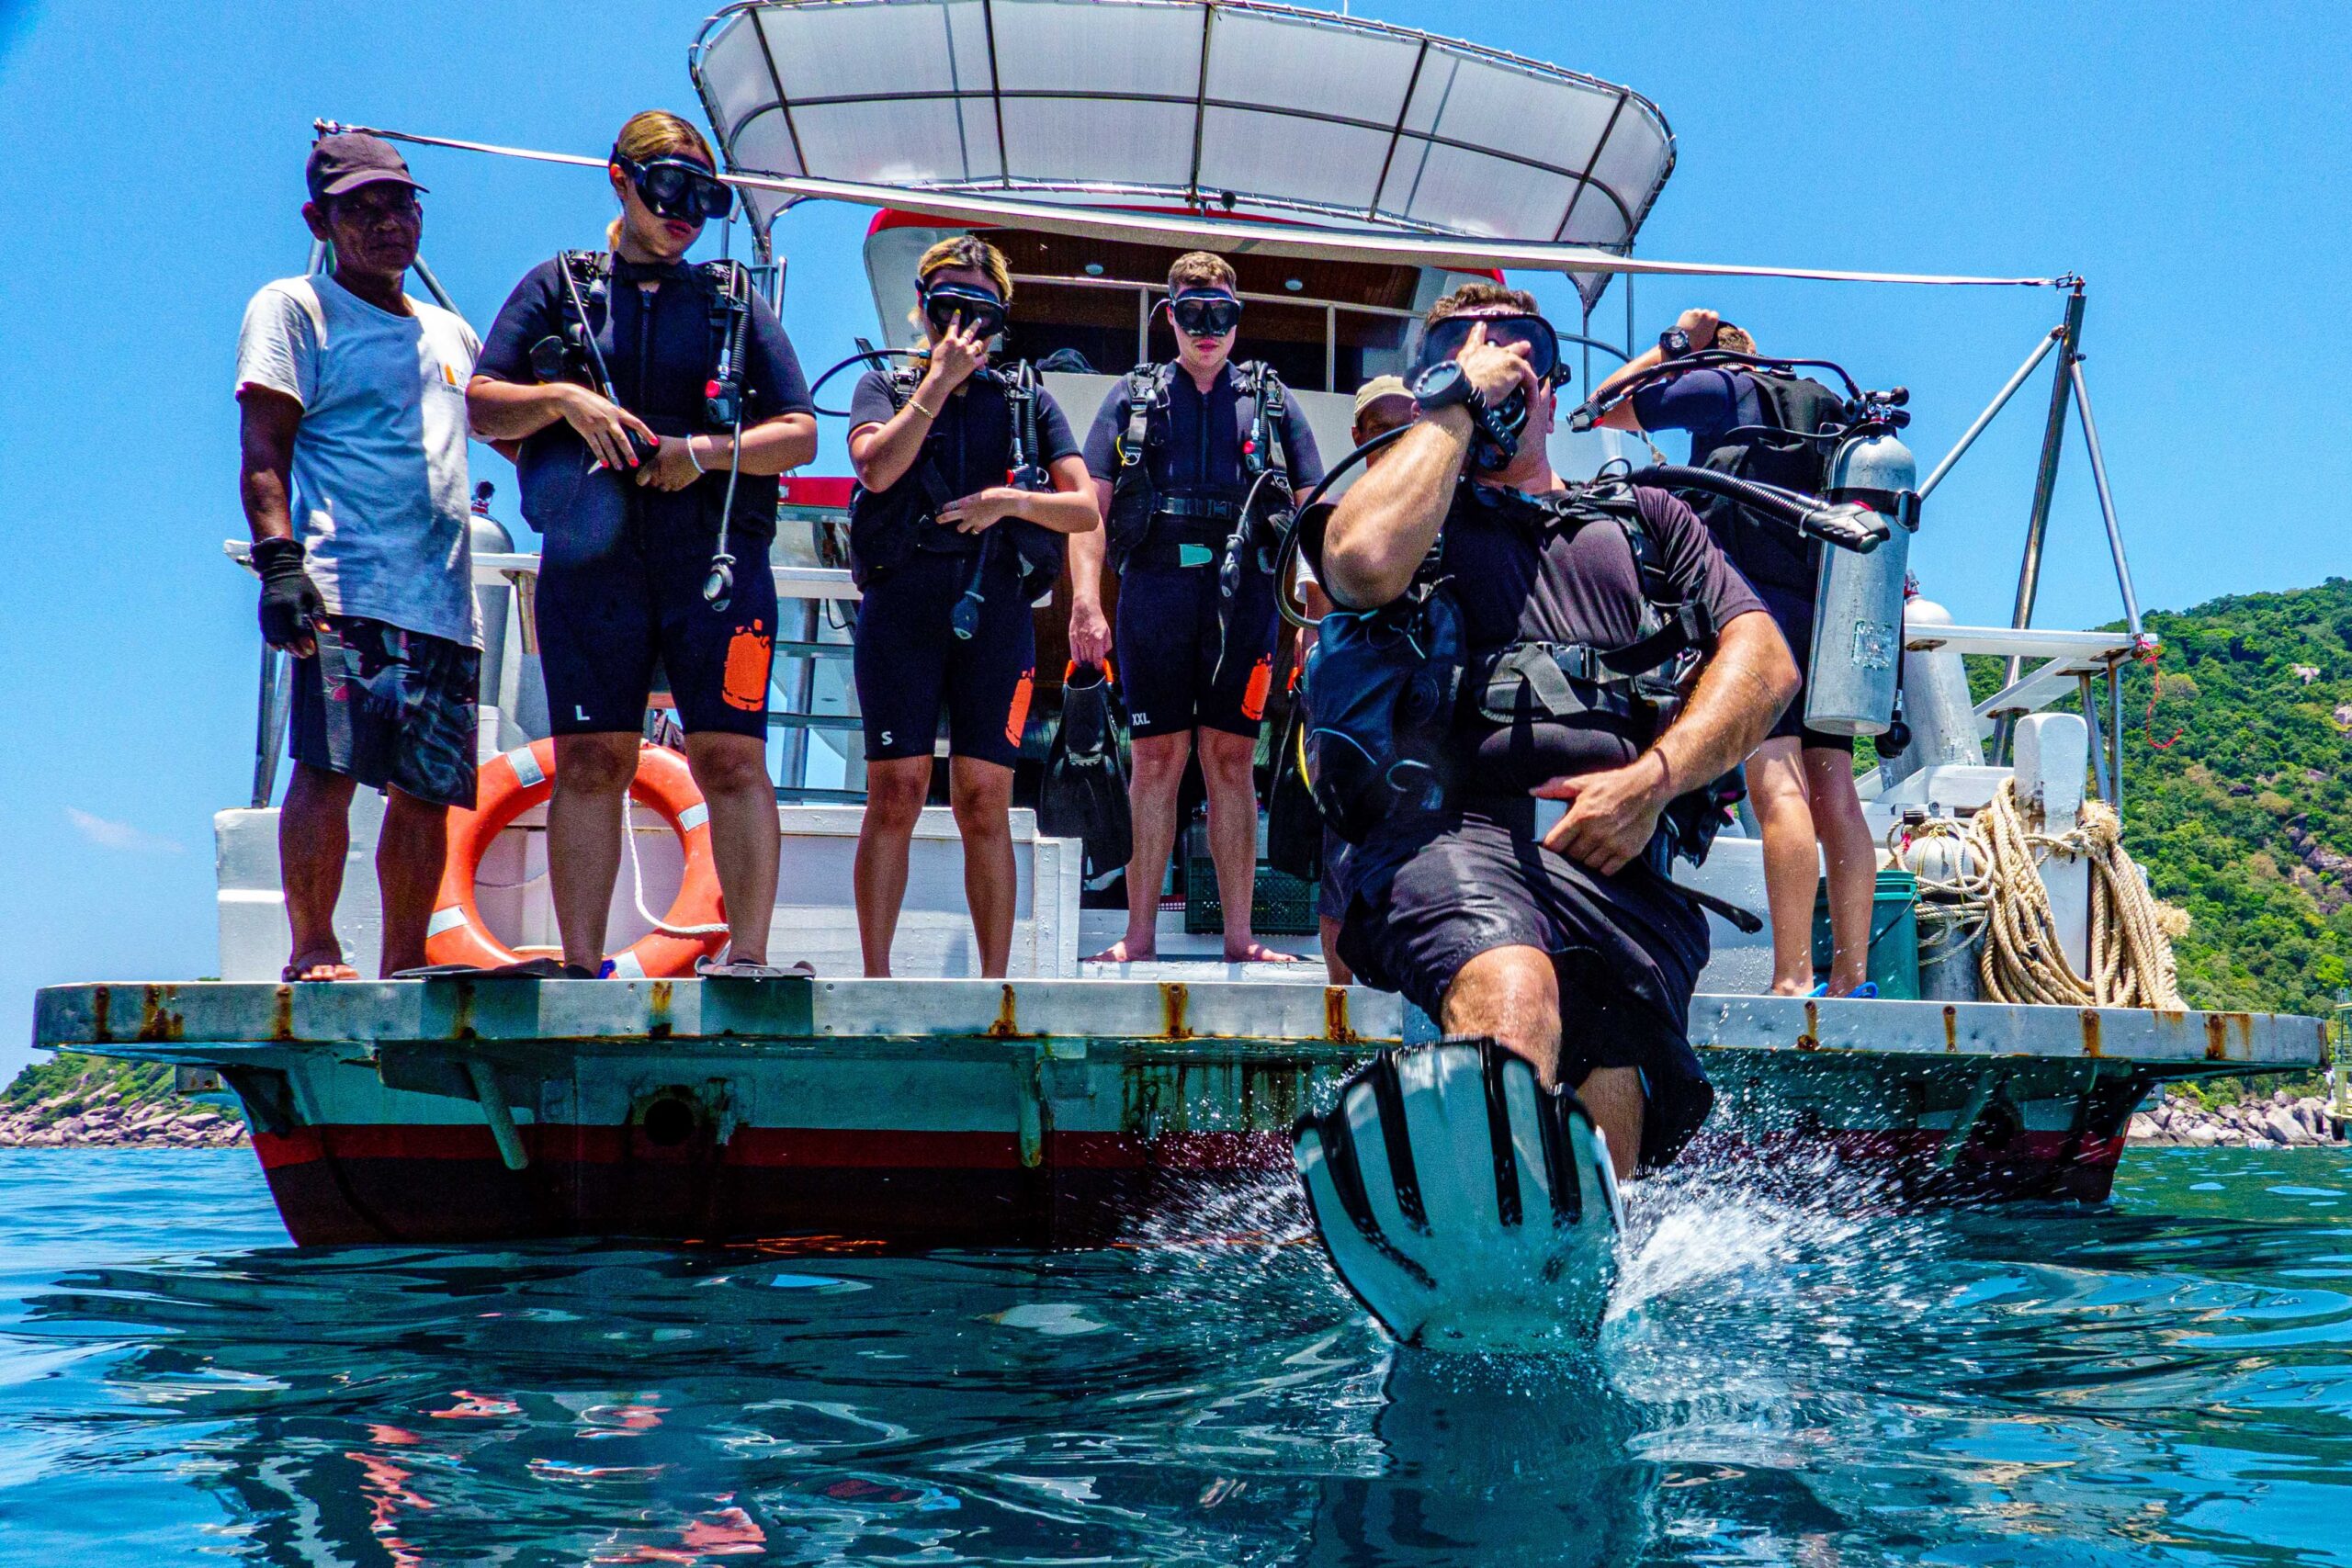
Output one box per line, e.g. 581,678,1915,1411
1293,1040,1623,1350
1037,662,1134,881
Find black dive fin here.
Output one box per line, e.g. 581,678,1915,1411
1038,664,1134,880
1293,1040,1623,1349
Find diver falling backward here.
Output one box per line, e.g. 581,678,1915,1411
845,237,1100,976
1070,252,1325,964
1294,285,1797,1345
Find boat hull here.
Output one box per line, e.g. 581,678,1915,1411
246,1116,2131,1249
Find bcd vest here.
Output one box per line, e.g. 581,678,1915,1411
515,251,758,536
1105,360,1295,572
844,360,1065,597
1303,481,1738,866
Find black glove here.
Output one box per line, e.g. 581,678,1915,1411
252,536,327,649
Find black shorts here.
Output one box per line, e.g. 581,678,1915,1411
1337,804,1715,1169
536,514,776,739
1761,600,1855,753
854,547,1035,769
290,615,480,808
1114,561,1277,739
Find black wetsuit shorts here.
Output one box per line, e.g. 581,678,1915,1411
1338,800,1716,1169
536,503,776,740
854,547,1035,769
1114,561,1277,739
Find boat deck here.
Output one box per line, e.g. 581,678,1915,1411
32,976,2324,1068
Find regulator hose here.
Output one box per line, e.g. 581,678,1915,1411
1618,465,1892,554
807,347,923,418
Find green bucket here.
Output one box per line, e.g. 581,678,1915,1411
1810,869,1920,998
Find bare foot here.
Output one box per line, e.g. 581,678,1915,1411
1085,938,1156,964
1226,941,1303,964
1769,978,1812,997
284,952,359,982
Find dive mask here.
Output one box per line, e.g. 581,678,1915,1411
1417,311,1565,387
922,283,1008,342
613,152,733,224
1168,291,1244,337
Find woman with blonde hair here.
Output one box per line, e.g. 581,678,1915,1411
843,235,1099,976
468,110,818,977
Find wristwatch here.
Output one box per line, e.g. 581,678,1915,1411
1411,358,1482,414
1657,327,1692,361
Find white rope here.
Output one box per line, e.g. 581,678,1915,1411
1962,780,2187,1010
622,793,730,938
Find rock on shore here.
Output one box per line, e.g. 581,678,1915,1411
0,1087,247,1149
2129,1090,2345,1148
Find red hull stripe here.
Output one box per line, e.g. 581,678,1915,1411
252,1125,1295,1174
253,1123,2120,1176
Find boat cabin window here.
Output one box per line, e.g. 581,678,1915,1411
977,229,1423,392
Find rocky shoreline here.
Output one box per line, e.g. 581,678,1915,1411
2129,1090,2344,1148
0,1089,246,1149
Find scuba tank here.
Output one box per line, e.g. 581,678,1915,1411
1883,597,1986,782
1805,400,1919,737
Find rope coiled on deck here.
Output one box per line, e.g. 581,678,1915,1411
1963,779,2187,1009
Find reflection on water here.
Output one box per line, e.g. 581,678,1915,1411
1,1145,2347,1565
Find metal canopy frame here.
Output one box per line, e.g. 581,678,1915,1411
1913,281,2154,801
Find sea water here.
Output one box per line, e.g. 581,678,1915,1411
0,1145,2346,1565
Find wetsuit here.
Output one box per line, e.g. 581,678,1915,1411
1082,363,1323,739
1307,479,1766,1169
1634,367,1847,751
477,255,812,738
846,367,1080,768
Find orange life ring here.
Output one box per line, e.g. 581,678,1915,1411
425,739,728,978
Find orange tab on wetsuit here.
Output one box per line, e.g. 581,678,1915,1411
1004,667,1036,749
722,618,773,712
1241,655,1273,722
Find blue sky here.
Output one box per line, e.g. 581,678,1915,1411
1,1,2346,1075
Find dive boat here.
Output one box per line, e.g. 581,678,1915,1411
31,0,2321,1247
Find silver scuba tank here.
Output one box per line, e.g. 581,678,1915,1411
1804,428,1918,736
1883,597,1985,784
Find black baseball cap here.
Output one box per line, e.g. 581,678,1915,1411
306,132,426,204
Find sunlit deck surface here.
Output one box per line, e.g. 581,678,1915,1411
34,978,2323,1070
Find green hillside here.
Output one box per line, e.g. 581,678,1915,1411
2017,579,2352,1020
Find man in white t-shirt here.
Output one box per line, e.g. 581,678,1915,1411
235,132,482,981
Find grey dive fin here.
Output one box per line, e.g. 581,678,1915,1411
1293,1039,1622,1349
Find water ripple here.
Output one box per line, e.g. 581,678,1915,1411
0,1145,2346,1564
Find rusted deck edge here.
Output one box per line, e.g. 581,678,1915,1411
29,980,2325,1072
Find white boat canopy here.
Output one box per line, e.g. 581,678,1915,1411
690,0,1677,305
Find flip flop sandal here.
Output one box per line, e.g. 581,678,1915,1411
390,958,595,980
694,955,815,980
283,960,359,982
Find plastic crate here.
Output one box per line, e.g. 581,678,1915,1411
1182,820,1318,935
